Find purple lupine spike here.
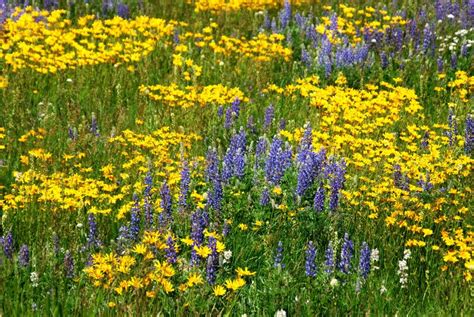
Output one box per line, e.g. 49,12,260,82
464,115,474,154
208,173,223,212
314,183,325,212
18,244,30,267
90,113,99,137
3,231,13,260
339,233,354,274
359,242,371,279
325,244,334,274
222,220,230,237
295,12,305,29
231,98,241,118
265,136,292,185
260,187,270,206
102,0,113,15
173,29,180,44
87,213,100,248
422,23,434,54
263,11,271,30
328,158,346,212
274,241,285,269
435,0,446,20
206,236,219,284
52,233,60,256
393,164,409,191
234,148,245,179
296,149,326,197
129,194,141,241
160,181,172,224
224,107,233,129
279,119,287,131
255,136,268,170
264,104,274,129
205,147,219,183
329,13,338,31
64,250,75,278
165,235,177,264
305,241,317,277
380,51,389,69
447,108,458,146
297,124,313,162
179,161,190,210
217,105,224,117
117,3,129,19
190,209,206,266
301,46,312,69
450,53,458,69
437,58,444,73
279,0,291,30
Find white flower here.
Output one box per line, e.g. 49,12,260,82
76,223,83,229
30,272,39,287
371,39,377,43
224,250,232,261
330,278,339,287
275,309,287,317
447,14,455,19
66,78,73,83
380,284,387,294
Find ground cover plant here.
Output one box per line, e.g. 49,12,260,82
0,0,473,315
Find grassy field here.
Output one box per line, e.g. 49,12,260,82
0,0,473,315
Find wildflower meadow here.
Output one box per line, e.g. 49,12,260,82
0,0,473,315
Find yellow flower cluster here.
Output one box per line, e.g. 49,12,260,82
84,229,254,298
447,71,474,103
179,28,292,62
269,75,473,279
317,4,407,44
192,0,310,12
0,7,178,74
0,76,8,89
0,127,201,217
140,83,248,108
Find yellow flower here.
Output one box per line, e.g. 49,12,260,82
194,245,212,258
213,285,226,296
132,244,148,255
225,277,246,291
236,267,256,277
187,272,204,287
108,302,116,308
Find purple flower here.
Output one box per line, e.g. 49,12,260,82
264,104,274,129
451,53,458,69
313,184,325,212
64,250,75,278
359,242,371,279
296,148,325,197
87,213,100,248
90,113,99,137
328,158,346,212
129,194,141,241
217,105,224,117
255,137,268,170
117,3,129,19
160,181,172,225
222,128,247,182
265,136,292,185
338,233,354,274
205,147,219,183
305,241,317,277
206,236,219,284
301,46,312,68
179,161,190,210
18,244,29,267
165,235,177,264
464,115,473,154
279,0,291,30
421,131,430,149
3,231,13,260
380,51,389,69
324,244,334,274
274,241,285,269
260,187,270,206
190,209,206,266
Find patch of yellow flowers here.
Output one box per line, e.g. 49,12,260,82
0,7,178,73
191,0,311,12
140,83,248,108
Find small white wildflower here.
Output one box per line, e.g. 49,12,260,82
219,61,224,66
330,278,339,287
447,14,455,19
380,284,387,294
66,78,73,83
30,272,39,287
275,309,287,317
224,250,232,261
371,39,377,43
76,223,83,229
